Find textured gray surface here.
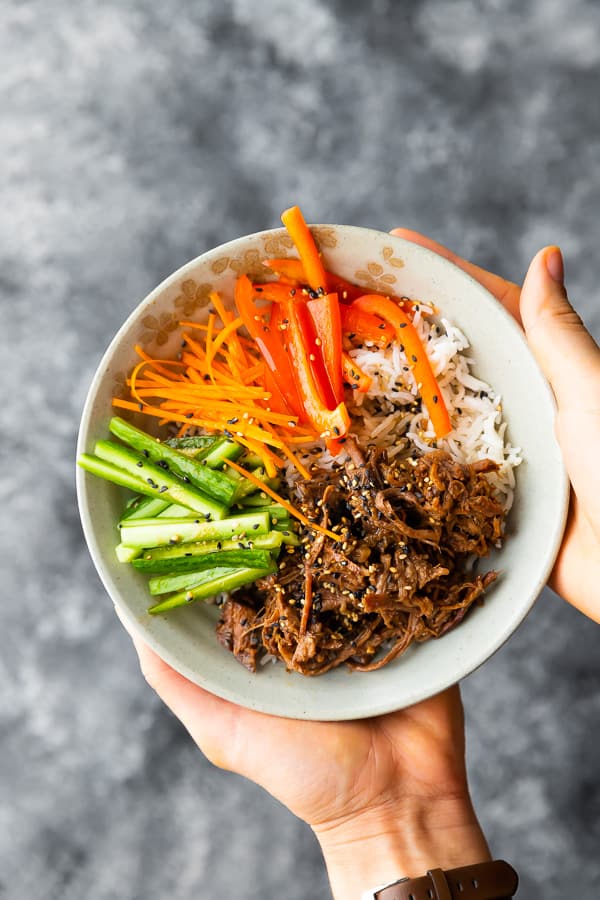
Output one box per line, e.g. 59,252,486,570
2,1,599,898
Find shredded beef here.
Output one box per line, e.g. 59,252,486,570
216,444,506,675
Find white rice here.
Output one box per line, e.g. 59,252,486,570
300,304,522,512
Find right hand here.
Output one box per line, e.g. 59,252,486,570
392,229,600,622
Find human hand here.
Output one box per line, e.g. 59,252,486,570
120,620,489,898
392,229,600,623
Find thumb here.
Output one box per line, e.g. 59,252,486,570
520,246,600,412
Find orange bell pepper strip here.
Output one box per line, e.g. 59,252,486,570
351,294,452,439
340,303,395,346
342,352,372,393
306,292,344,403
263,258,306,282
283,294,350,441
234,275,304,420
280,206,328,294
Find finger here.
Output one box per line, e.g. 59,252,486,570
390,228,522,325
520,246,600,541
520,246,600,410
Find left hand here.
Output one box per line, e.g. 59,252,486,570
120,619,490,899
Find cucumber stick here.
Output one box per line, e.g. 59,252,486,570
94,440,227,520
148,552,273,593
109,417,239,503
120,511,270,549
134,547,274,575
148,564,276,614
133,531,285,566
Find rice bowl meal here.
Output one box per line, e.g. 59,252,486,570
78,206,525,678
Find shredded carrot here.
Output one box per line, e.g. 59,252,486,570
224,459,341,541
277,441,313,481
133,346,187,380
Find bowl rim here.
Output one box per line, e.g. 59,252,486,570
76,223,570,719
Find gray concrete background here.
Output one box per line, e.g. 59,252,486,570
2,1,599,897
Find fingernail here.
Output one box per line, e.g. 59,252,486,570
545,246,564,285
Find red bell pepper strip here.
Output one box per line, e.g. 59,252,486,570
352,294,452,439
283,294,350,441
306,292,344,403
251,282,299,303
340,303,395,346
342,352,372,393
280,206,328,294
234,275,304,419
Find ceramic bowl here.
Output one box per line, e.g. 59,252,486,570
76,224,569,720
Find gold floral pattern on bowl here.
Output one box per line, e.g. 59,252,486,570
210,247,273,281
311,226,338,250
262,232,294,257
174,279,213,316
139,310,180,347
354,245,404,293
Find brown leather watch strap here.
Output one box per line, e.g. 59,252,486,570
373,860,518,899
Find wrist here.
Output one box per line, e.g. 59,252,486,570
314,792,491,900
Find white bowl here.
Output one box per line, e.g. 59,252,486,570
76,224,569,720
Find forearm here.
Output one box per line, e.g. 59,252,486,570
314,793,491,900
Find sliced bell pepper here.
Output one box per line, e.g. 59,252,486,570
263,258,306,282
281,206,328,294
352,294,452,439
283,294,350,441
306,292,344,403
342,352,372,393
251,282,299,303
340,303,395,346
234,275,304,420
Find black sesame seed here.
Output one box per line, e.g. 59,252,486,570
399,322,407,328
136,460,143,467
